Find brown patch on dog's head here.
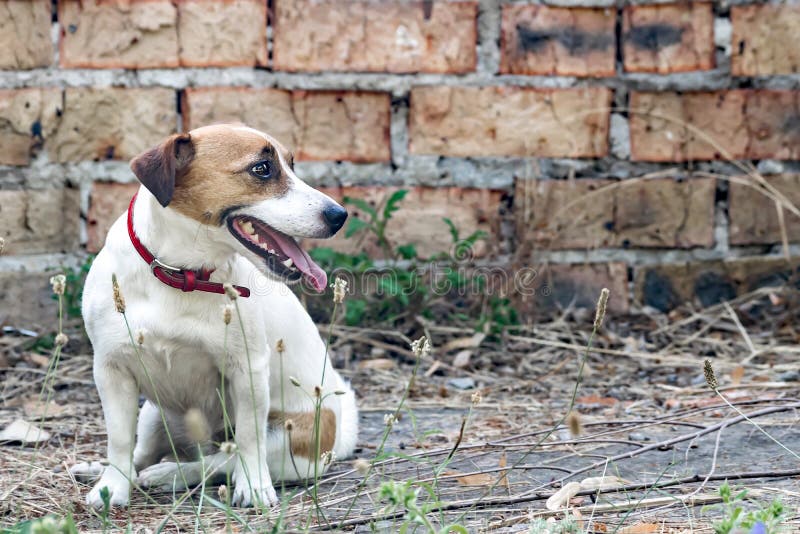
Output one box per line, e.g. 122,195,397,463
131,124,294,225
269,408,336,460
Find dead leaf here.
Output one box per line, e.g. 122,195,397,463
545,482,581,511
441,333,485,353
618,523,659,534
498,452,510,490
0,419,51,444
357,358,396,371
444,470,496,486
23,398,65,419
576,395,618,407
452,350,471,368
730,365,745,386
26,353,50,368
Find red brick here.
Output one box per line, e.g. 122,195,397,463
0,89,62,166
731,4,800,76
0,0,52,69
177,0,267,67
59,0,266,69
729,174,800,246
59,0,179,69
182,88,390,162
273,0,476,73
500,5,615,77
306,186,502,259
635,256,800,311
87,182,139,253
50,88,176,162
409,86,611,158
630,91,800,161
0,188,80,254
513,262,629,316
515,177,716,250
623,2,714,73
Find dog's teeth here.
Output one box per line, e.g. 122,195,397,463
282,258,294,269
241,221,256,236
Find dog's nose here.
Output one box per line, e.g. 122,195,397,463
323,204,348,233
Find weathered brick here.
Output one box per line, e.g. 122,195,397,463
0,270,60,328
0,89,62,166
409,86,611,158
273,0,476,73
0,0,52,69
635,256,800,312
0,188,80,255
623,2,714,74
59,0,179,69
87,182,139,253
515,177,716,250
630,91,800,161
182,88,390,162
729,175,800,246
513,262,629,315
177,0,267,67
500,5,615,77
50,88,175,162
307,186,502,259
731,3,800,76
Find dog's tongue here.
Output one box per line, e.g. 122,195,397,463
269,232,328,292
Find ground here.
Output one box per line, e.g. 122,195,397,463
1,288,799,533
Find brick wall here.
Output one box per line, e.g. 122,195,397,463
2,0,800,326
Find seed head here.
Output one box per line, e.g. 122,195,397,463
411,336,431,359
703,359,718,390
289,376,301,387
111,274,126,313
593,288,609,331
332,276,348,304
276,338,285,354
334,390,346,396
383,413,396,427
185,408,211,443
284,419,294,432
223,283,238,300
219,441,238,455
353,458,370,476
321,450,336,466
567,411,582,437
314,385,322,398
218,484,229,503
222,304,234,325
50,274,66,296
471,391,482,405
135,329,146,345
0,237,5,254
55,333,69,347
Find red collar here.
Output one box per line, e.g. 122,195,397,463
127,193,250,298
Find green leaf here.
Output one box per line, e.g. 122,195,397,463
442,217,459,243
344,299,367,326
344,217,371,238
343,196,377,219
396,243,418,260
383,189,408,220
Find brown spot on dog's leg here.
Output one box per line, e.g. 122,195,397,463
269,408,336,459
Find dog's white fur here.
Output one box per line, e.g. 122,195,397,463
75,126,358,509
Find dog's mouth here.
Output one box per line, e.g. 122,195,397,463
227,216,327,292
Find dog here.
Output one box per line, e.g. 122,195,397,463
73,124,358,509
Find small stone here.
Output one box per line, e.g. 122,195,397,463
447,377,476,390
628,432,650,442
778,370,800,382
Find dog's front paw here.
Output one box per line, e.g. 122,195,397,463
69,461,105,482
86,471,133,509
231,481,278,508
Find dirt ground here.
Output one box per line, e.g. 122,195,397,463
1,288,799,533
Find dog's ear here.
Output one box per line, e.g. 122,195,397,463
130,133,194,207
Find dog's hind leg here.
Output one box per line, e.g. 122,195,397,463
133,400,173,471
137,451,237,492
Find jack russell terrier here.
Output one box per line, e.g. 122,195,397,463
72,124,358,509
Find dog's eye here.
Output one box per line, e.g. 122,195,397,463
249,161,272,179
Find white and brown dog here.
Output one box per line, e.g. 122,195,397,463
73,124,358,508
